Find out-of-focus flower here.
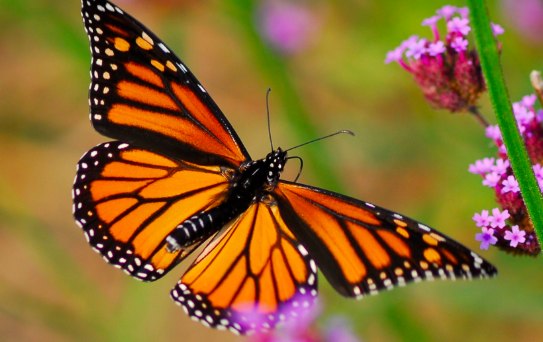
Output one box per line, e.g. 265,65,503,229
324,318,360,342
244,295,361,342
231,291,317,336
501,0,543,44
258,0,318,55
385,5,503,115
469,93,543,255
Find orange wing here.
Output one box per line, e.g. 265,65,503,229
273,181,497,298
171,201,317,335
72,141,229,280
82,0,249,168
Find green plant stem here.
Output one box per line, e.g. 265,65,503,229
468,1,543,245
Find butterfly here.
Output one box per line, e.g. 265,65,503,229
75,0,497,335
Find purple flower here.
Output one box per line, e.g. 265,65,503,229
482,172,501,187
522,94,537,107
325,318,360,342
385,46,405,64
491,23,505,36
489,208,510,229
405,38,427,59
533,164,543,180
245,295,361,341
238,292,318,338
513,103,534,124
504,225,527,248
437,5,457,19
492,158,510,175
427,41,446,56
447,17,471,36
457,7,470,18
498,143,507,155
258,1,317,55
400,35,420,49
422,15,441,27
473,210,491,227
501,175,520,194
469,157,495,175
451,36,468,52
469,92,542,255
476,227,498,250
485,125,502,141
386,5,494,113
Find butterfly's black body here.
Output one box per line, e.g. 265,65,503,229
166,149,287,252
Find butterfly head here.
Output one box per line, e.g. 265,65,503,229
264,148,287,185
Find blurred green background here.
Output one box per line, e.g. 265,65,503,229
1,0,542,341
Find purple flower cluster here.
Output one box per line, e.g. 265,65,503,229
386,5,504,113
244,295,360,342
469,94,543,255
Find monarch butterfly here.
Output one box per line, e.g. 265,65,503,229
75,0,497,335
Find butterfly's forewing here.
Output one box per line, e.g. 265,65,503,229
73,141,230,280
274,181,497,298
81,0,250,168
171,202,317,334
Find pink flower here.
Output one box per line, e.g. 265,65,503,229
469,92,542,255
473,210,491,228
492,159,510,176
501,175,520,194
258,1,318,55
437,5,458,19
489,208,510,229
485,125,502,141
385,47,405,64
491,23,505,36
504,225,527,248
490,208,511,228
385,6,495,113
482,172,501,188
447,17,471,36
428,41,446,56
469,157,495,175
405,38,427,59
501,0,543,43
451,37,469,52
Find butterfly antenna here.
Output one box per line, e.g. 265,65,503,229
284,129,355,152
287,156,304,182
266,88,274,151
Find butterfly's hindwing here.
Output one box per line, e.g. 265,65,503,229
274,181,497,298
73,141,230,280
171,202,318,335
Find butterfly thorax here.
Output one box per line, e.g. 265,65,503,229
165,149,287,252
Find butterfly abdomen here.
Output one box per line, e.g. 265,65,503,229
166,149,288,252
166,204,243,252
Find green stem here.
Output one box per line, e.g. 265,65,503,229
468,1,543,245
